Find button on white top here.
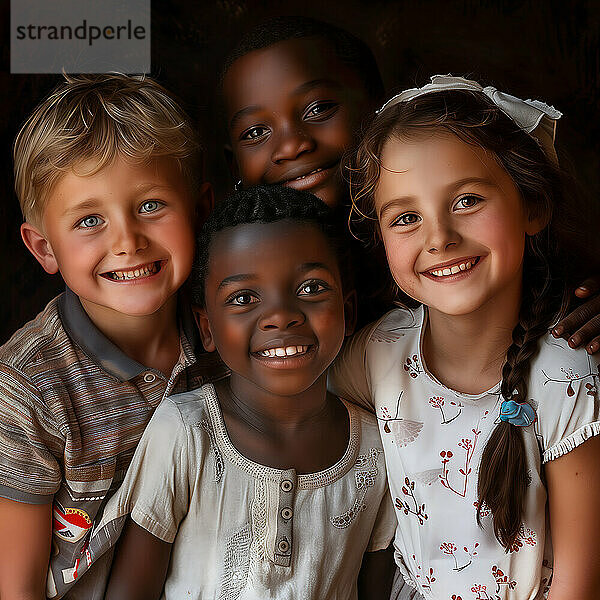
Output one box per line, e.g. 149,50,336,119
281,507,293,520
143,373,156,383
277,539,290,553
281,479,293,492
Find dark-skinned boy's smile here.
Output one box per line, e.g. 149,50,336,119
224,37,371,207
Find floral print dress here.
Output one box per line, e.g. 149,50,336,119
329,306,600,600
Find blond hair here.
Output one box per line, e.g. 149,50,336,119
14,73,201,226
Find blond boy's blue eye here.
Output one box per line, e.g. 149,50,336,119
79,216,102,228
140,200,161,213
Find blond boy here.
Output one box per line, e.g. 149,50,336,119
0,74,222,599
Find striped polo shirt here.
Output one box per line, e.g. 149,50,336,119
0,288,227,599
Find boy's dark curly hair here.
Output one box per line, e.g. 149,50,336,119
191,185,349,307
221,15,384,103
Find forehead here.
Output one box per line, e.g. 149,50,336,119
54,155,186,194
377,131,514,199
207,220,339,279
223,37,366,117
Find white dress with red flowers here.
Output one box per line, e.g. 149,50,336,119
329,306,600,600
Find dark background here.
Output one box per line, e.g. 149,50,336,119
1,0,598,343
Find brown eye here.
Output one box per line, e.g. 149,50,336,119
297,280,328,296
303,102,338,120
454,195,481,210
391,213,420,227
228,292,258,306
241,126,269,141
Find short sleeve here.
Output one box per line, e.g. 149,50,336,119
328,321,377,411
530,339,600,463
106,398,193,542
366,487,397,552
0,364,62,503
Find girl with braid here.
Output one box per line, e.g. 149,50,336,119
329,76,600,599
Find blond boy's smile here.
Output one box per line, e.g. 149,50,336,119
28,157,196,325
101,260,163,282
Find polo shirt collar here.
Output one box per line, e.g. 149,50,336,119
58,287,199,381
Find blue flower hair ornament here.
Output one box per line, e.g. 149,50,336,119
499,399,537,427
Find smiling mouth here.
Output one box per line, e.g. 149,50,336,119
425,257,481,278
257,345,310,358
280,161,339,190
101,261,162,282
287,167,326,182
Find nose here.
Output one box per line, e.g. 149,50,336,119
110,218,149,256
425,216,461,253
271,123,316,163
258,296,306,331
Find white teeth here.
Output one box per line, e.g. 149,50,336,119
106,263,157,281
259,345,308,358
430,260,476,278
293,168,323,181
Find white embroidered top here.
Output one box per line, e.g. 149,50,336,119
329,306,600,600
95,383,396,600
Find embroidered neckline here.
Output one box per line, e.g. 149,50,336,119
414,306,502,404
202,383,361,489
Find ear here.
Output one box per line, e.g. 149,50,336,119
20,222,59,274
224,144,240,183
525,206,550,236
343,289,358,337
192,305,216,352
195,182,214,230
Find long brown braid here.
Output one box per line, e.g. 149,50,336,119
348,89,593,550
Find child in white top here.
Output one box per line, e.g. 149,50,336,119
330,75,600,599
98,186,397,599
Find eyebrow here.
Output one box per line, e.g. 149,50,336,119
447,176,497,191
228,78,343,131
292,78,343,96
229,105,262,131
298,261,333,274
61,199,101,217
378,198,413,220
216,262,335,290
217,273,256,290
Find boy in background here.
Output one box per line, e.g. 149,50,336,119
0,74,222,599
221,14,600,341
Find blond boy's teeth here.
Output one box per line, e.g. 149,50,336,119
258,345,309,358
430,260,474,277
105,262,159,281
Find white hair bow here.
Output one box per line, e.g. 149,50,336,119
377,74,562,163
